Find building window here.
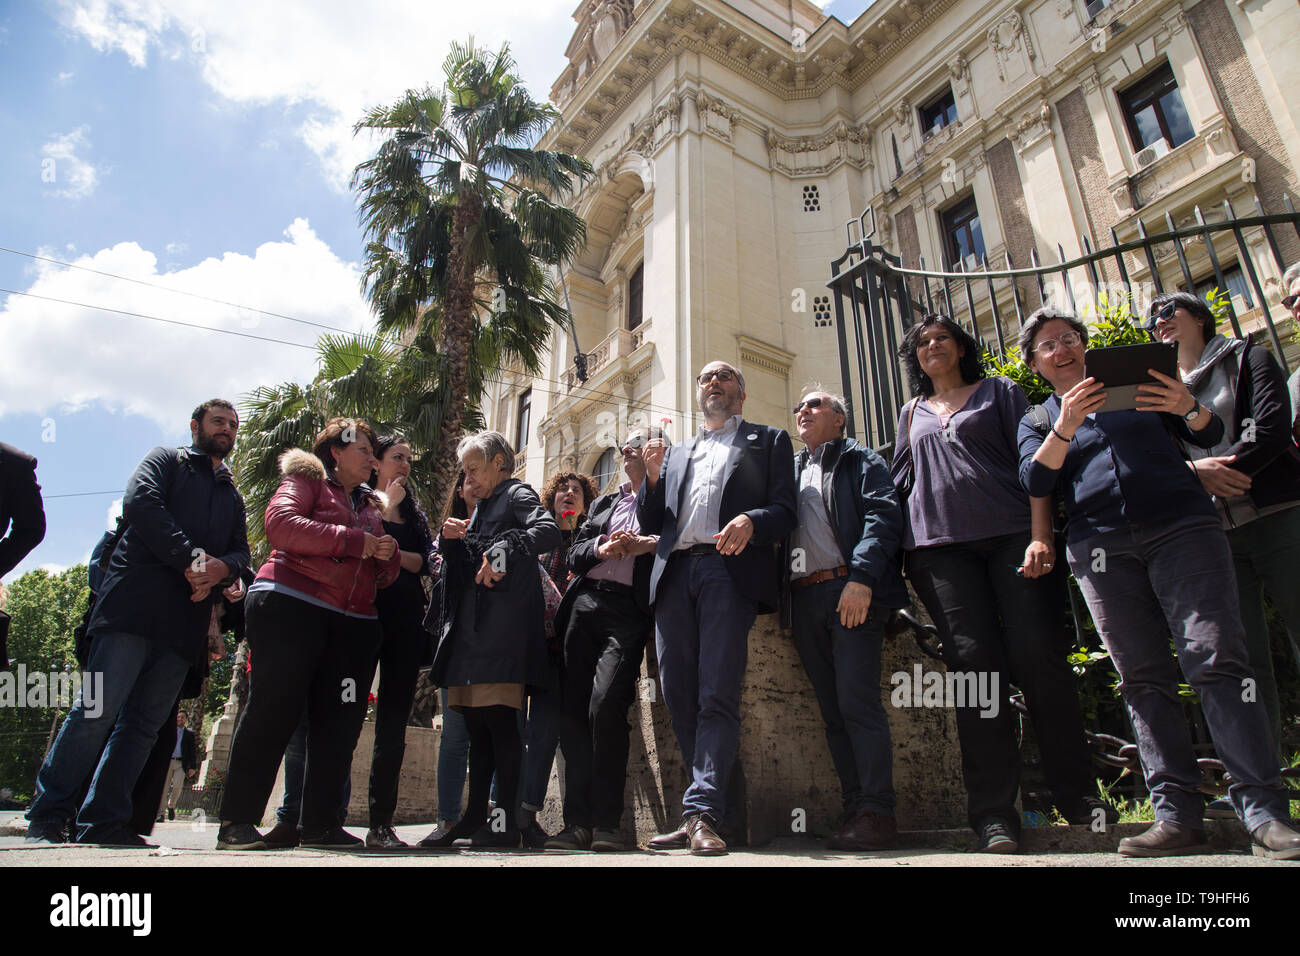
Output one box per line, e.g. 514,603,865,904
812,295,833,328
802,184,822,212
941,196,985,271
628,262,644,330
919,87,958,139
515,389,532,454
1191,265,1254,309
1084,0,1110,19
1118,63,1194,157
592,447,617,491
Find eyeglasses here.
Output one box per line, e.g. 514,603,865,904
1284,294,1299,310
792,397,827,414
621,435,645,449
1031,330,1083,356
1144,301,1178,330
697,369,737,385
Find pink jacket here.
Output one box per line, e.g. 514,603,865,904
253,448,400,616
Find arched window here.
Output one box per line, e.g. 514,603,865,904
593,447,617,491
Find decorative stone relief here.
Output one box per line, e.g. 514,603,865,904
948,53,970,96
893,98,911,129
988,12,1036,83
695,90,738,142
1012,100,1053,152
767,122,872,177
900,0,923,23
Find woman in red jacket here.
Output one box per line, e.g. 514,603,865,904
217,417,400,851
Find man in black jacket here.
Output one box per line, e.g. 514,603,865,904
0,441,47,669
546,426,667,852
787,387,908,850
638,361,798,854
26,399,248,846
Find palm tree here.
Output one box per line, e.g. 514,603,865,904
352,38,592,509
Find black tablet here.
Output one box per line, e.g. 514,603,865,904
1083,342,1178,413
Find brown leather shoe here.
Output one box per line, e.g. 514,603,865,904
686,814,727,856
1118,820,1210,858
1251,820,1300,860
647,823,690,851
827,809,898,851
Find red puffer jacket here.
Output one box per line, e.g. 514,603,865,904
253,448,400,615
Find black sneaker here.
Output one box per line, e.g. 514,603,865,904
520,820,551,850
300,826,363,850
591,828,626,852
417,819,478,849
365,825,409,849
454,823,522,849
544,825,593,851
167,808,175,821
24,819,69,844
975,820,1019,854
79,825,158,848
261,822,301,849
216,822,267,850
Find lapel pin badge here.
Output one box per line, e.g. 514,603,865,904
747,433,758,440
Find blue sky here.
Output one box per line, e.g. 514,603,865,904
1,0,870,582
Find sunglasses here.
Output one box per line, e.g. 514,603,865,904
1284,294,1299,310
1145,301,1178,329
697,369,737,385
793,397,829,414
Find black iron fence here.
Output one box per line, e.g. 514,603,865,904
828,197,1300,451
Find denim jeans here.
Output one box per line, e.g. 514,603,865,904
1226,504,1300,758
653,552,756,821
791,579,896,817
28,630,191,836
520,675,561,814
275,712,350,829
437,687,470,824
1067,515,1289,831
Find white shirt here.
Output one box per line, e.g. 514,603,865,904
675,414,742,549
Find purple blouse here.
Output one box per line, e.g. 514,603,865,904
891,376,1034,549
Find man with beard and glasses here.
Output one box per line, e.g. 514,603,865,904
26,399,249,846
638,361,798,854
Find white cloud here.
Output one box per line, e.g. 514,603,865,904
56,71,76,83
56,0,577,190
0,219,372,432
106,497,123,530
40,562,71,575
41,126,101,200
164,241,188,256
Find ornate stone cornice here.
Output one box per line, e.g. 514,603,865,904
766,119,872,177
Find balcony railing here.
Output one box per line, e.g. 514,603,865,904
562,319,652,393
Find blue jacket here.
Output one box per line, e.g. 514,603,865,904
89,445,249,665
783,437,908,621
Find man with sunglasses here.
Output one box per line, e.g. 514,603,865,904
638,360,798,854
786,387,908,850
546,426,667,852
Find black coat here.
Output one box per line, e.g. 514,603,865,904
89,445,249,667
0,442,46,579
554,487,653,639
638,420,798,613
430,479,560,690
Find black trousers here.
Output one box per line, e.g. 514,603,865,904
906,531,1094,831
367,604,424,827
220,590,381,831
557,587,651,830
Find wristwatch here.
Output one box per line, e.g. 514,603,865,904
1182,401,1202,422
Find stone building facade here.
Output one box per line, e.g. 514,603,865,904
475,0,1300,840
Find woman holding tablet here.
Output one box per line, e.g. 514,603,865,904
1018,305,1300,860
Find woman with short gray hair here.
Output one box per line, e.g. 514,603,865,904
426,430,559,849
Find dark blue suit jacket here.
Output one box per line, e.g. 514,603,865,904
637,420,797,613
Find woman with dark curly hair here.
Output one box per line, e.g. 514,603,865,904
361,434,436,848
890,313,1101,853
512,469,600,846
429,431,559,848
